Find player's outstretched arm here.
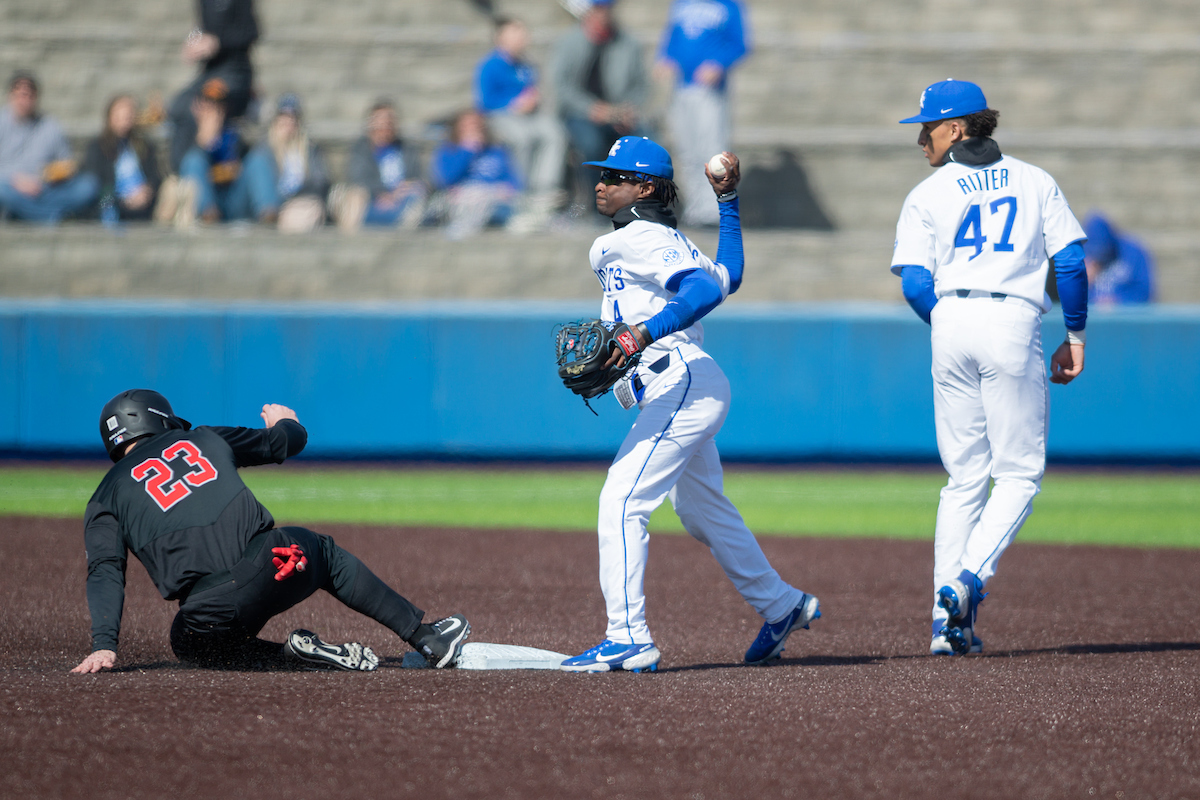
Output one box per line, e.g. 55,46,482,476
707,152,745,292
1050,341,1084,384
71,649,116,674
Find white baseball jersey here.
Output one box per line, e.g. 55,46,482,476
583,213,804,648
589,219,731,365
891,149,1087,651
890,154,1086,312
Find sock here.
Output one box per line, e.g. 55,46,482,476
407,623,435,648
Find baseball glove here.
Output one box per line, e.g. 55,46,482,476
554,319,650,404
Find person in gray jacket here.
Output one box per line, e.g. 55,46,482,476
550,1,650,197
0,71,99,223
330,99,427,232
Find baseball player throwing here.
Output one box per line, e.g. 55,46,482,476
559,136,820,673
890,80,1089,655
72,389,470,674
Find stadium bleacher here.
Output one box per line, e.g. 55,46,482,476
2,0,1197,302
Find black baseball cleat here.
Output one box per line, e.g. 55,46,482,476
410,614,471,668
284,629,380,671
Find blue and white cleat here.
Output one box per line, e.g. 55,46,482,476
936,572,986,656
560,639,661,673
937,571,985,625
930,622,982,656
937,579,971,624
744,593,821,665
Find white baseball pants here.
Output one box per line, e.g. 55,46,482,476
597,345,804,644
929,294,1048,621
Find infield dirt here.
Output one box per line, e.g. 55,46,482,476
3,516,1198,799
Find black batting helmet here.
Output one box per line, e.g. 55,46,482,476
99,389,191,462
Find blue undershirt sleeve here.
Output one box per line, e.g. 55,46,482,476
898,265,937,325
1052,241,1088,331
643,269,724,342
715,197,744,293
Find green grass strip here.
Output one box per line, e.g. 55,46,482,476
0,465,1195,548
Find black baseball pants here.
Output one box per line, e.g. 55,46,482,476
170,526,424,669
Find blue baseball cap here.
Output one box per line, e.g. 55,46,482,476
276,92,302,117
583,136,673,180
900,79,988,124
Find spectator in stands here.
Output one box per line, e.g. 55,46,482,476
249,93,330,233
430,109,520,239
550,0,650,199
167,0,260,173
329,100,426,233
657,0,749,227
82,94,163,223
0,71,99,223
1083,212,1155,305
476,16,568,230
176,78,274,225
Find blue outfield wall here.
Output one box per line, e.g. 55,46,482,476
1,299,1197,461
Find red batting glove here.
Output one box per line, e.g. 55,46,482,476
271,544,308,581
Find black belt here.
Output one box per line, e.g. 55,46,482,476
631,354,672,402
183,530,271,599
955,289,1007,300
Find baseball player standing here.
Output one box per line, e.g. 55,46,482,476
890,80,1089,655
559,136,820,673
72,389,470,674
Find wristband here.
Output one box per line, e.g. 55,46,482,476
1066,329,1086,346
635,322,653,346
716,190,738,203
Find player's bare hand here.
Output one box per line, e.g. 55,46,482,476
602,324,647,369
71,649,116,674
1049,341,1085,384
11,173,43,197
705,152,740,194
695,60,725,88
182,31,220,62
261,404,299,428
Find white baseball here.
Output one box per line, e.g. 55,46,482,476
707,154,728,178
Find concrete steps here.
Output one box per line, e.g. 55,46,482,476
2,223,1197,304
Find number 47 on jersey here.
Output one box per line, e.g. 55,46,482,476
955,196,1017,261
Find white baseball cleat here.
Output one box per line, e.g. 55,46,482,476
284,629,379,671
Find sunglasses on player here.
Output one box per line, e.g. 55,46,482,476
599,169,646,186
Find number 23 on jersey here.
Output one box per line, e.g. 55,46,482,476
131,440,219,512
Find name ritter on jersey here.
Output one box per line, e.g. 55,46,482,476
956,168,1009,196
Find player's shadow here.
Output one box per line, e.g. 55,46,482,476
660,653,905,673
987,641,1200,658
659,642,1200,672
94,660,182,673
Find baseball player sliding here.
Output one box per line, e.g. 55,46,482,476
890,80,1089,655
72,390,470,674
559,136,820,673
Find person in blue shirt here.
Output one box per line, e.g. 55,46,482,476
82,94,162,223
1083,212,1155,305
656,0,749,227
476,17,568,227
430,109,521,239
